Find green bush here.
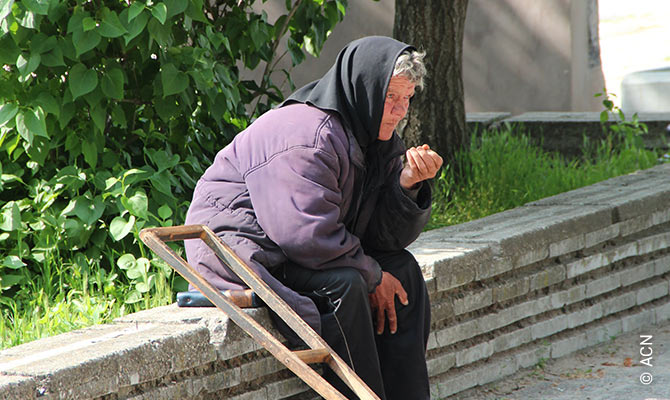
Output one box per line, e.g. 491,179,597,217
0,0,347,347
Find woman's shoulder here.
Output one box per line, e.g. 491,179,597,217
248,103,348,151
226,103,350,173
266,103,345,134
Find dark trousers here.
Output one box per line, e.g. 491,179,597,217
274,250,431,400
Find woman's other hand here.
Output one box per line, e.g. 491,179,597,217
399,144,443,190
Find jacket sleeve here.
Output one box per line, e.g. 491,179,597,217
244,146,383,292
362,156,432,251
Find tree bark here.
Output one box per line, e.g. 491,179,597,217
394,0,469,176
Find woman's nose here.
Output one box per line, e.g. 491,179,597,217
392,99,409,116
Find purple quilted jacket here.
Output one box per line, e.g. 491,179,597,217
184,103,431,333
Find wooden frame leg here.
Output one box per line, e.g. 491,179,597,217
140,225,380,400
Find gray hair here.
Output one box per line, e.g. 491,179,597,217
393,50,427,90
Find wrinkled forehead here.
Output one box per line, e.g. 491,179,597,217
386,75,416,95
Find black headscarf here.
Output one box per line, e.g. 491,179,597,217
280,36,414,151
280,36,416,233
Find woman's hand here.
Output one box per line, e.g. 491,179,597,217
399,144,443,190
369,271,408,334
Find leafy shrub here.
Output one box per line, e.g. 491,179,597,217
0,0,347,344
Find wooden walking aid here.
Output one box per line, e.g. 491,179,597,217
139,224,380,400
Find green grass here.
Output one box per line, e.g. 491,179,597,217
1,123,663,350
426,124,661,230
0,249,176,349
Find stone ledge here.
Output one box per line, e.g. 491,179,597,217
114,304,283,361
466,112,512,131
0,323,215,399
1,164,669,399
490,111,670,158
429,258,670,350
0,375,34,400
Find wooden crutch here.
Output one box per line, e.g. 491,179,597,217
139,224,380,400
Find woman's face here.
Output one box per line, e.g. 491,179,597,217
378,75,415,141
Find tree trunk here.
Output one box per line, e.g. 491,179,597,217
394,0,469,176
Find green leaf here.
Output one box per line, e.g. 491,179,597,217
0,202,21,232
41,44,65,67
336,0,346,16
98,8,127,38
165,0,187,18
30,33,57,54
124,290,143,304
84,86,104,108
126,264,143,279
324,2,339,27
122,9,149,45
136,274,154,292
121,189,148,219
72,26,101,56
64,216,86,242
304,35,317,58
249,19,268,50
0,35,20,64
117,253,136,270
138,257,150,273
16,52,41,78
90,103,106,133
146,148,179,171
158,204,172,219
17,8,37,29
154,97,178,121
15,111,33,146
110,103,127,128
67,196,105,225
0,103,18,128
109,214,135,241
82,16,96,31
59,102,75,129
81,139,98,168
1,255,25,269
60,36,77,61
128,2,145,21
150,170,173,196
35,92,60,118
22,0,49,15
1,274,25,290
23,107,48,138
161,63,189,97
600,110,608,124
151,3,167,24
69,63,98,100
185,0,207,22
135,282,149,293
101,68,124,100
147,17,171,46
25,135,49,165
287,37,305,66
0,0,14,22
67,10,86,33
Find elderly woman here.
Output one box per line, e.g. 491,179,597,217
185,36,442,399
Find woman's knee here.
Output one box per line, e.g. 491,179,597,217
325,268,369,298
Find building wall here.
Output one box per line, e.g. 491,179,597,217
254,0,605,113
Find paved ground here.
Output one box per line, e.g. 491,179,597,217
449,319,670,400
